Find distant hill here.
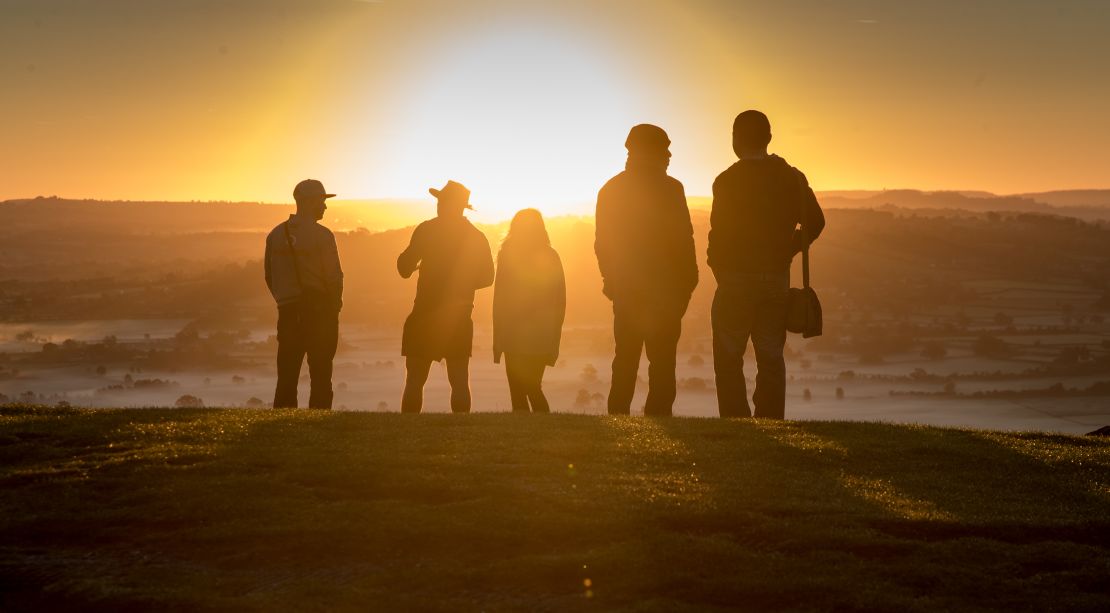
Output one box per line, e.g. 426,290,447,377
816,189,1053,214
5,191,1110,237
0,196,427,234
812,189,1110,221
1017,189,1110,208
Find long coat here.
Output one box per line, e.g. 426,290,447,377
492,244,566,366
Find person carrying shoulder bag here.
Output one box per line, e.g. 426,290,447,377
708,111,825,419
264,179,344,409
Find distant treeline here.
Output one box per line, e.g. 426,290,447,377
891,380,1110,399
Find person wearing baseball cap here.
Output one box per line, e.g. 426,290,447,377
594,124,699,417
396,179,494,413
264,179,343,409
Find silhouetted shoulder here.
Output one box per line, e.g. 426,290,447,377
791,166,812,188
315,222,336,239
265,224,282,241
598,170,631,196
712,161,744,190
464,218,487,237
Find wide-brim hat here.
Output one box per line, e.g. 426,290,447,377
429,180,475,210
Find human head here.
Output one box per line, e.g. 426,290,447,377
503,208,549,249
429,180,473,218
293,179,335,220
732,110,772,158
625,123,672,168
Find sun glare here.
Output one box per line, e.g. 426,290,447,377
366,26,645,222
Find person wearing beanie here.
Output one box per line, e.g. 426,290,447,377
594,124,698,417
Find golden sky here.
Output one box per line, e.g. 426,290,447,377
3,0,1109,220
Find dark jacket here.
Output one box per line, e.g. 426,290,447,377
264,215,343,308
594,163,698,302
398,216,494,309
492,244,565,366
708,155,825,278
397,216,494,359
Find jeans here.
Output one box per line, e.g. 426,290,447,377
712,271,789,419
609,298,687,417
505,354,550,413
274,300,339,409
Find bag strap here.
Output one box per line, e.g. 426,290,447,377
798,176,811,289
281,220,305,293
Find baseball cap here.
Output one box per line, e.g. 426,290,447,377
293,179,336,202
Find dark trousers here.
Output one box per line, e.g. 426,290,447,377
609,299,686,417
273,301,339,409
504,354,550,413
401,356,471,413
712,271,789,419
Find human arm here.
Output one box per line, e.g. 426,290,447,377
593,184,617,299
397,225,422,279
706,176,724,277
328,231,344,311
675,181,699,297
790,172,826,255
264,235,274,294
551,249,566,361
473,231,495,290
492,252,506,363
552,250,567,328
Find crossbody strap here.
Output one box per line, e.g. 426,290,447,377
798,176,811,289
281,220,305,293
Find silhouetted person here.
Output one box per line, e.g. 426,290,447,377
709,110,825,419
493,209,566,413
595,124,698,417
398,181,494,413
265,179,343,409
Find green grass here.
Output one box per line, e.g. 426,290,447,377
1,405,1109,612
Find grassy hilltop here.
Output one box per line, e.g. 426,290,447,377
2,406,1109,612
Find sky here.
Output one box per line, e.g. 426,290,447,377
2,0,1109,220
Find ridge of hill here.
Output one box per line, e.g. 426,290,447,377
0,196,428,234
1,406,1107,611
4,189,1110,237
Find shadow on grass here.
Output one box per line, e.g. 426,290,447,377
1,406,1109,611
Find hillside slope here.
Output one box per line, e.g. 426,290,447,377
1,406,1108,611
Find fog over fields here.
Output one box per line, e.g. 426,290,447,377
2,190,1109,433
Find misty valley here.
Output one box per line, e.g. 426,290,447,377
2,194,1109,433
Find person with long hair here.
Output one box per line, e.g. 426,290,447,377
493,209,566,413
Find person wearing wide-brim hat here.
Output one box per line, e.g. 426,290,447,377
397,180,494,413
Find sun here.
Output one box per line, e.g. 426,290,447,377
360,25,647,222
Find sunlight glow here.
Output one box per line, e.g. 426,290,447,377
367,26,645,222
